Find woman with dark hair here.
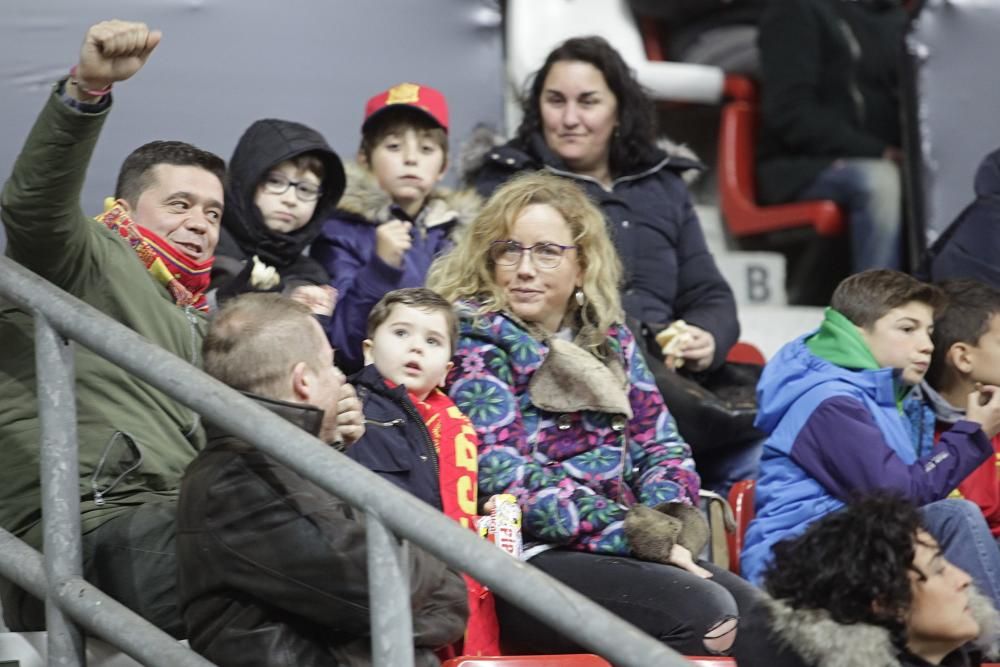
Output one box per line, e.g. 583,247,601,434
739,493,1000,667
475,35,752,490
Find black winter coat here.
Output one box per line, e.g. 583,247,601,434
476,133,739,371
210,119,346,303
921,148,1000,288
756,0,908,204
176,394,467,667
347,364,442,509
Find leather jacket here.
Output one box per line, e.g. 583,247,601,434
176,393,468,666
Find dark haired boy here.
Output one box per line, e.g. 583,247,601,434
925,280,1000,538
741,270,1000,606
311,83,480,374
348,287,473,522
347,287,498,655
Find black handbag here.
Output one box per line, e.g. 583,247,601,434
632,319,763,456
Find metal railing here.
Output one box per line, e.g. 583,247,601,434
0,254,695,667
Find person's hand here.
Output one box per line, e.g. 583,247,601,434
374,220,413,269
289,285,337,317
678,325,716,373
482,495,504,514
73,21,161,97
336,378,365,446
966,383,1000,439
667,544,712,578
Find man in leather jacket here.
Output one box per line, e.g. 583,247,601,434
176,293,468,666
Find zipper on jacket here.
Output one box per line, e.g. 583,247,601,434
91,431,144,506
365,417,404,428
543,156,673,192
183,306,200,365
361,379,441,503
182,306,203,438
401,400,441,482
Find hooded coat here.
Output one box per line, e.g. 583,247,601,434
740,309,992,584
921,148,1000,287
311,163,480,374
210,119,345,304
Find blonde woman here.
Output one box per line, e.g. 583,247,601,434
428,172,759,657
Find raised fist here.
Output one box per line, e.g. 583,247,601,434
74,20,162,92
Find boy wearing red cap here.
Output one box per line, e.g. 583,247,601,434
312,83,480,373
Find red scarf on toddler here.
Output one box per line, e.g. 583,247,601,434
96,201,213,312
408,387,501,657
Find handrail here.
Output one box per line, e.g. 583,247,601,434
0,253,694,667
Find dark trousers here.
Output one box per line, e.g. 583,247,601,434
0,499,183,638
496,549,763,656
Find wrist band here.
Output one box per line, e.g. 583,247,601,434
68,65,113,97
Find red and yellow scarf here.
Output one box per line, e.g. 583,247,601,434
96,201,213,312
410,388,500,657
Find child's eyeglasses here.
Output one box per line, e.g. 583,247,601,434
262,173,323,202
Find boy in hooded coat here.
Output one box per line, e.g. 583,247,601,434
210,118,346,314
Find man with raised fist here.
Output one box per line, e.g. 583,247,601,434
0,20,225,636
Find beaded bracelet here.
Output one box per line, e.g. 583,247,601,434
68,65,113,98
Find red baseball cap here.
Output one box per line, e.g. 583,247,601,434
363,82,449,132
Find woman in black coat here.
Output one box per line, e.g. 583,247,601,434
475,37,755,490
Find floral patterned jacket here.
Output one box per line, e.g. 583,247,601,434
447,305,700,555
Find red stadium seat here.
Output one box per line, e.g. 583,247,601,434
442,656,611,666
717,77,844,240
726,341,766,365
726,479,757,574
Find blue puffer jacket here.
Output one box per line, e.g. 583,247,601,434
475,133,738,371
347,364,441,509
740,315,991,584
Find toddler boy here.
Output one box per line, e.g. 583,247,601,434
348,287,498,655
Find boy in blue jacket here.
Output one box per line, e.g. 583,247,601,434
742,270,1000,607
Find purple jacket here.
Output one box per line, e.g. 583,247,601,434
311,164,479,373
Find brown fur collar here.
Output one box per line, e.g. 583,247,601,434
528,336,632,418
335,161,481,229
762,588,1000,667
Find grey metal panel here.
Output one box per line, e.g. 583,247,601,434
0,0,504,253
906,0,1000,242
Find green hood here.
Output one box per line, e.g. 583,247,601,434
806,308,880,370
806,308,908,409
